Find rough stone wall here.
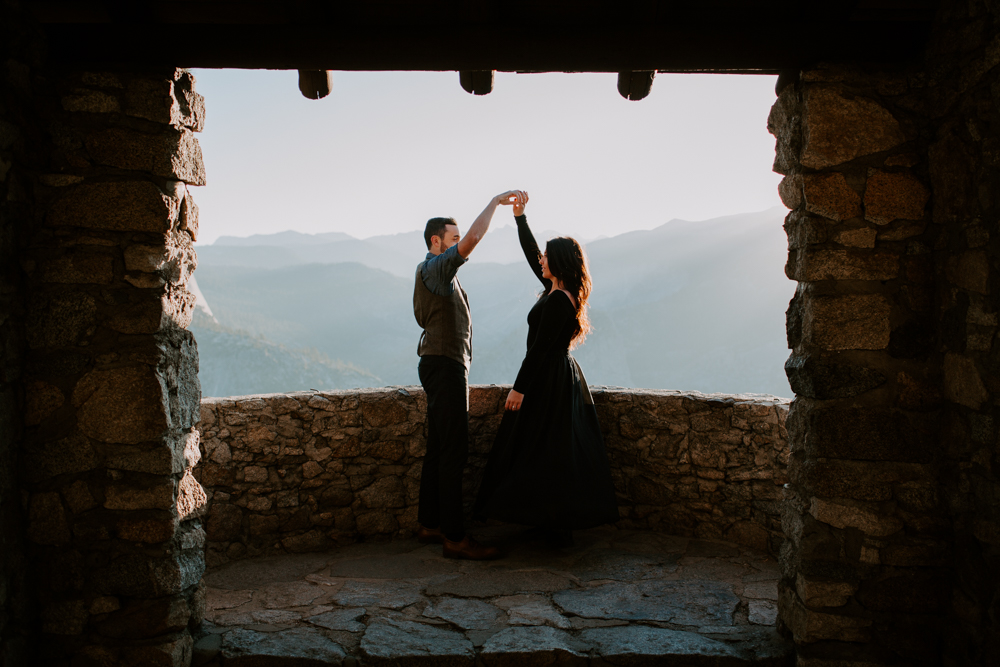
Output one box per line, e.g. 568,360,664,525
1,3,38,664
9,60,209,665
926,3,1000,665
770,2,1000,664
195,386,789,568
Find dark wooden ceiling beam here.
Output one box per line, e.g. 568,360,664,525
38,20,932,72
29,0,938,24
31,0,940,25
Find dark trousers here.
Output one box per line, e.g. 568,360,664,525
418,355,469,542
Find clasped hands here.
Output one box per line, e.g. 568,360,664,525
497,190,529,217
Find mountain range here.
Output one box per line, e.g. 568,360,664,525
190,207,795,398
200,225,590,277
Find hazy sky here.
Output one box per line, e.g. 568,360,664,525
189,69,782,245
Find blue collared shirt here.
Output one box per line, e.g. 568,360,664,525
420,244,467,296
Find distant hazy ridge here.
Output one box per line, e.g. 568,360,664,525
192,208,794,398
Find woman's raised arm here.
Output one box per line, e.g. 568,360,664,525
513,191,550,289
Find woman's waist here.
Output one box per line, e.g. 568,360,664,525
525,348,574,359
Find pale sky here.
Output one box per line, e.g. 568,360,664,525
189,69,782,244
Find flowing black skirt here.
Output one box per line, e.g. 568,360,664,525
474,353,620,530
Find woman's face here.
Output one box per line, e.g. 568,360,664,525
540,251,554,281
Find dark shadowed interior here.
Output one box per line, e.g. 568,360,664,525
2,1,999,665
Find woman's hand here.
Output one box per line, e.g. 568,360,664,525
513,190,529,216
505,389,524,411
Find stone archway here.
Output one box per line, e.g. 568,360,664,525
3,1,1000,665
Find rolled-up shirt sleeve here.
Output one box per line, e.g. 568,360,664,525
421,244,467,296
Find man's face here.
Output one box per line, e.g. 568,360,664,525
434,224,461,253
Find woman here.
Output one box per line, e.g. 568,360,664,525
473,191,619,540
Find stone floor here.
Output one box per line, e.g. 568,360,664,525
195,525,792,666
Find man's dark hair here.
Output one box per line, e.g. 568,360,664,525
424,217,457,250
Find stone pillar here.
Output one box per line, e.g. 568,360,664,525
771,2,1000,664
1,2,37,663
18,67,207,666
925,3,1000,665
772,72,946,665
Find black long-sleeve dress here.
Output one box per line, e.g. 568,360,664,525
473,215,619,530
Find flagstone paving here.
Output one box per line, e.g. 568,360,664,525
194,525,791,666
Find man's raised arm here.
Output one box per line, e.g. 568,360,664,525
456,190,518,259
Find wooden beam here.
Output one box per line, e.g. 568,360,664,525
618,71,655,101
460,71,495,95
297,70,332,99
31,1,941,26
38,20,933,72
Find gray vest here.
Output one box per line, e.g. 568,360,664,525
413,262,472,368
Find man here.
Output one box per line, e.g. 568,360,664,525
413,190,519,559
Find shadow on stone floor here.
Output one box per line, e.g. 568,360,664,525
195,525,791,666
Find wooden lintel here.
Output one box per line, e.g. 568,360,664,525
38,21,932,72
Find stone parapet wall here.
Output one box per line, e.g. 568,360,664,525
195,386,789,568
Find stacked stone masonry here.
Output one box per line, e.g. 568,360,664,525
2,49,209,667
1,3,36,664
195,387,790,568
770,3,1000,665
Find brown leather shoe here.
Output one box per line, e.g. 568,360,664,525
442,536,501,560
415,525,444,544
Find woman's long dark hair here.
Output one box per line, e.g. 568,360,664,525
544,237,592,349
